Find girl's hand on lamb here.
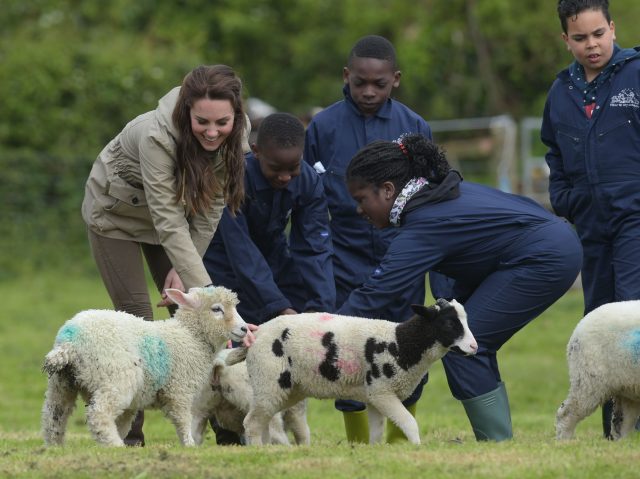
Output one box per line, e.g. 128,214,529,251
157,268,185,307
280,308,298,316
242,323,259,347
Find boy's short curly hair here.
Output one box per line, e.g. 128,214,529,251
256,113,305,149
348,35,398,69
557,0,611,33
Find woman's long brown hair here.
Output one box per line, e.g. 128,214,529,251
172,65,245,215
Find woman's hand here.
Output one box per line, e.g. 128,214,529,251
242,323,259,347
157,268,184,307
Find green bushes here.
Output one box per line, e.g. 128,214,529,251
0,10,203,275
3,0,640,275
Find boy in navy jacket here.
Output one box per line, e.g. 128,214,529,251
204,113,335,325
541,0,640,438
304,35,432,443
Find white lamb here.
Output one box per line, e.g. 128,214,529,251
556,300,640,440
41,286,248,447
191,349,310,445
227,298,477,445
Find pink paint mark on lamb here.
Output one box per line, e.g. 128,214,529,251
334,346,361,375
318,313,334,321
336,358,361,375
309,330,326,339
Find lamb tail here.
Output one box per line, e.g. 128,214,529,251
224,347,248,366
42,344,74,376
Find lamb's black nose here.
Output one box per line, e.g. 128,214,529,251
241,326,247,333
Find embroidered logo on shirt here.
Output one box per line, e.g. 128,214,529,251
312,161,326,174
610,89,639,109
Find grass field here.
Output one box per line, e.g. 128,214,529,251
1,272,639,478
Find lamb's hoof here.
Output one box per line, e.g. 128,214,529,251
125,441,145,447
124,437,145,447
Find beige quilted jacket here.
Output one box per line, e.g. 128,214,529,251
81,87,226,288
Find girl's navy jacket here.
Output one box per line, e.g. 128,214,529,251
203,153,335,324
337,180,580,320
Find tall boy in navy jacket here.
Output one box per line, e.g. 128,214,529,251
541,0,640,437
304,35,432,443
204,113,335,325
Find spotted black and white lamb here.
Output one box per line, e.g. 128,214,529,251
191,349,310,445
226,299,477,445
556,300,640,440
41,286,248,447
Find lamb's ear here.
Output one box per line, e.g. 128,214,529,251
410,303,439,320
211,357,226,386
165,289,202,310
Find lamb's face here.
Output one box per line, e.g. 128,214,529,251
166,287,248,342
442,299,477,356
411,299,477,356
208,299,248,343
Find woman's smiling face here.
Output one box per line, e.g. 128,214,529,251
190,98,235,151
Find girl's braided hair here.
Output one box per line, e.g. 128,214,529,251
346,134,451,190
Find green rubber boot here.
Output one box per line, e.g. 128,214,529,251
386,402,417,444
461,382,513,442
342,410,369,444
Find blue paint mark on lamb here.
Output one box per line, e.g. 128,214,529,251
55,323,80,344
621,329,640,364
139,335,171,390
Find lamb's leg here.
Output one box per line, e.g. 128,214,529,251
368,395,420,444
164,401,196,446
244,403,278,446
555,391,601,440
191,413,210,446
611,397,640,440
267,414,290,445
283,400,311,445
115,410,137,440
41,373,78,446
366,404,385,444
86,391,128,446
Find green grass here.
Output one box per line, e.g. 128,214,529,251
1,272,639,478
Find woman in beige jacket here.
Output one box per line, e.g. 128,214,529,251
81,64,254,445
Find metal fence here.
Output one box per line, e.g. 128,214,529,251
429,115,549,208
